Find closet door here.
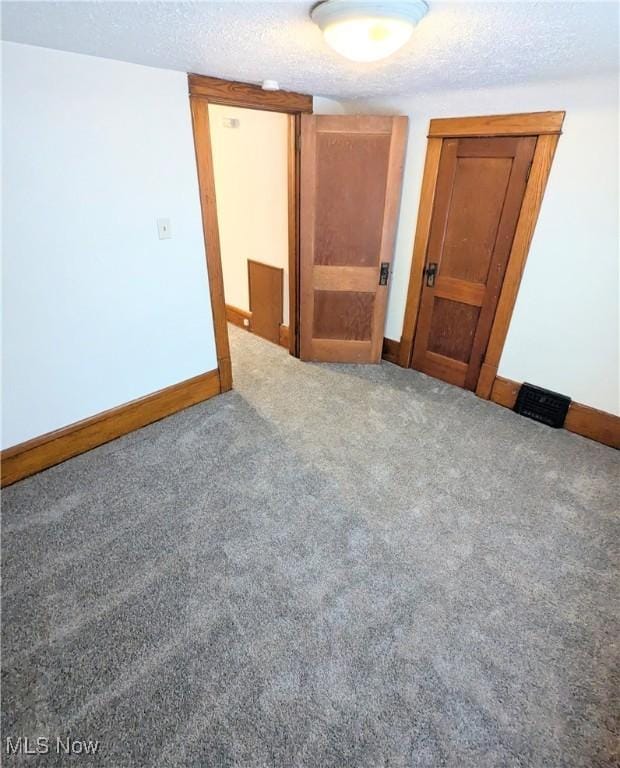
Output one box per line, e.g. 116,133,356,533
411,135,536,389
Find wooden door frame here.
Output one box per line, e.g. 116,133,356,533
398,111,565,399
188,74,313,391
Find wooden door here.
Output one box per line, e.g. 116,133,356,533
299,115,408,363
411,135,536,389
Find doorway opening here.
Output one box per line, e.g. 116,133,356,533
189,74,312,393
209,104,291,350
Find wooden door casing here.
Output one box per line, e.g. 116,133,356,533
411,135,537,390
299,115,408,363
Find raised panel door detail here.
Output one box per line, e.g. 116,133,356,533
441,157,513,284
427,299,481,363
314,133,391,268
313,291,374,341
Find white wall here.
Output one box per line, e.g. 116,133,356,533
209,104,290,324
2,42,217,448
314,96,346,115
343,74,619,415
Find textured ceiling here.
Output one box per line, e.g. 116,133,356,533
2,1,618,99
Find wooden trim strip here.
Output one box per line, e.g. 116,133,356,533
565,403,620,449
315,115,394,133
456,136,530,158
279,324,289,349
188,74,312,114
434,276,486,307
299,114,317,361
225,304,252,329
429,111,565,138
1,369,221,487
490,376,620,449
424,351,468,387
398,137,443,367
189,94,232,392
310,339,372,363
382,338,401,365
288,114,301,356
312,265,378,292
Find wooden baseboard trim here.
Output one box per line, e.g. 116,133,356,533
490,376,521,408
1,369,221,487
490,376,619,449
225,304,252,329
226,304,289,351
382,338,401,365
279,324,289,349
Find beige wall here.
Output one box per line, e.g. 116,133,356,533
209,104,290,325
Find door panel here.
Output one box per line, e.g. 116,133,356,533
412,135,536,389
300,115,408,363
314,133,391,267
428,299,480,362
313,291,374,340
248,259,283,346
441,157,512,282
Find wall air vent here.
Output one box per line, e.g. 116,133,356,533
514,383,571,428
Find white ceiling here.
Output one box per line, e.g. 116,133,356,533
2,1,618,99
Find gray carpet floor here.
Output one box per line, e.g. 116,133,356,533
2,324,619,767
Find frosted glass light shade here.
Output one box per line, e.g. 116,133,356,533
323,17,413,62
312,1,428,63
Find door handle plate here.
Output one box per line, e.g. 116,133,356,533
424,262,437,287
379,262,390,286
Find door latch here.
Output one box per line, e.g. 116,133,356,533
379,262,390,286
424,262,437,287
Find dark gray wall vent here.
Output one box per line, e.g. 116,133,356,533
514,383,571,428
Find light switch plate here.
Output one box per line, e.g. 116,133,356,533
157,218,171,239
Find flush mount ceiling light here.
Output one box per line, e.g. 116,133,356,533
311,0,428,63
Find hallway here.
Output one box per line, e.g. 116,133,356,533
2,324,618,767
